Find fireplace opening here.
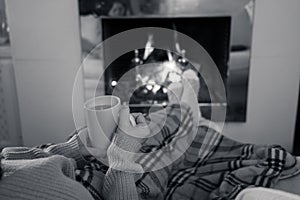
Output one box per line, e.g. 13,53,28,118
101,16,231,120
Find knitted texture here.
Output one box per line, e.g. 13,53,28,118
0,131,144,200
0,134,95,200
0,155,94,200
107,133,143,173
1,134,88,168
102,133,144,200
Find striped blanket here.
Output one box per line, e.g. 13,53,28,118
75,104,298,200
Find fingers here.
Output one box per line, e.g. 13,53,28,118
131,113,147,125
118,105,130,128
136,113,147,125
129,114,137,127
118,107,151,138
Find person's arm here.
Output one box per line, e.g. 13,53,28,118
102,133,143,200
102,106,149,200
1,131,89,168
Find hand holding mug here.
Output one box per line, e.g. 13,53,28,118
79,106,150,162
117,106,150,140
83,96,151,162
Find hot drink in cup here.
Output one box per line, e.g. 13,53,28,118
84,96,121,152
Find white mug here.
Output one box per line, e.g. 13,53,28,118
84,95,121,151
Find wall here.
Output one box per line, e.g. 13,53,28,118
223,0,300,152
0,58,22,148
6,0,85,146
5,0,300,150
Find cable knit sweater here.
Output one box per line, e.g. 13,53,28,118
0,132,142,200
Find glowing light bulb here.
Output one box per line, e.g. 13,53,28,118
146,84,153,91
111,81,117,86
162,88,168,94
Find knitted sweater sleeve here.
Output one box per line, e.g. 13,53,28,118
0,132,143,200
102,133,143,200
0,134,88,168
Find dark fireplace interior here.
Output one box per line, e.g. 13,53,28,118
102,17,231,120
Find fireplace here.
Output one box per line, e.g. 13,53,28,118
102,16,232,120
